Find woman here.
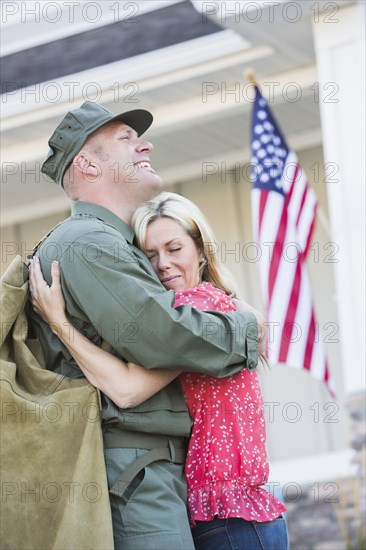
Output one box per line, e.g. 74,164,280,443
30,192,288,549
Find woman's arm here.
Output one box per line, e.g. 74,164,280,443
233,298,266,356
29,258,180,408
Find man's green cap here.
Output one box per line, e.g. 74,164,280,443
41,101,153,186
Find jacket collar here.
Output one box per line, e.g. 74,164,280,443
71,201,135,244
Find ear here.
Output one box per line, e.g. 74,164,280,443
73,152,100,179
199,251,206,265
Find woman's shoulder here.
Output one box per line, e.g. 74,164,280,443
176,281,220,299
175,282,236,311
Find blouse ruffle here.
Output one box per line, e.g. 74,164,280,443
187,480,287,525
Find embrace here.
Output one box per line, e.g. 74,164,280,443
29,101,288,550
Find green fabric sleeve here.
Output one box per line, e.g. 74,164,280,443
58,226,258,377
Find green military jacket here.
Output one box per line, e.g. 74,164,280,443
30,201,258,438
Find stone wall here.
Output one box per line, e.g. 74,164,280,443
286,391,366,550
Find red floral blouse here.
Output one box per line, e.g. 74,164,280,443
174,282,286,525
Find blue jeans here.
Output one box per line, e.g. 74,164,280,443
191,516,289,550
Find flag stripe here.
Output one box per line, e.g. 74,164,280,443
259,191,269,235
287,264,313,368
286,162,300,203
278,261,302,362
302,202,317,257
268,205,287,302
304,311,316,371
296,186,308,227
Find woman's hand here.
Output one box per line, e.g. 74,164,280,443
233,298,266,356
28,257,181,406
29,257,68,328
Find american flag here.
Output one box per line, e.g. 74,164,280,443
250,86,334,396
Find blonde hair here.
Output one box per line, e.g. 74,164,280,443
131,192,238,297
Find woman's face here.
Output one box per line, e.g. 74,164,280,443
145,217,204,292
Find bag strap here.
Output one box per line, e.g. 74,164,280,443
24,217,104,412
27,220,67,263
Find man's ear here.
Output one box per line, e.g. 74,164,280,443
73,152,100,179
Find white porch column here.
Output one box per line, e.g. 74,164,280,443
312,3,365,395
